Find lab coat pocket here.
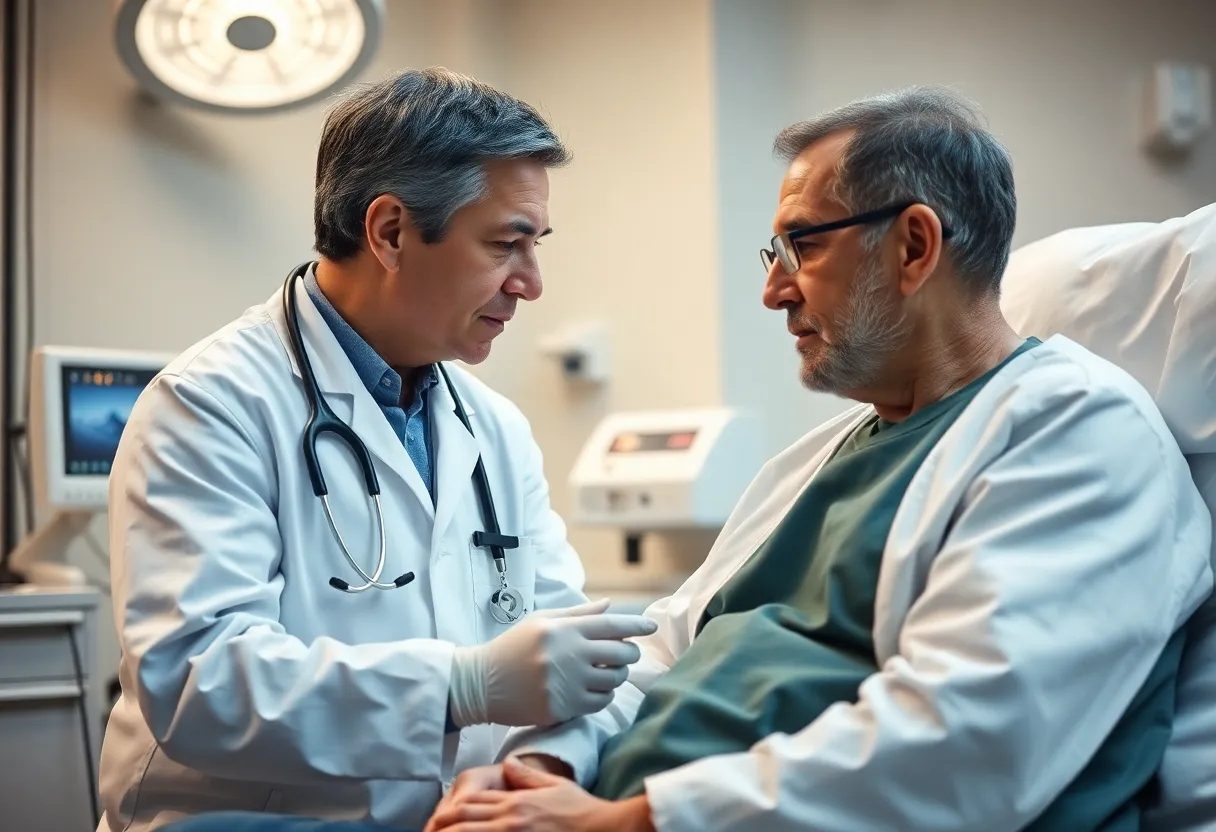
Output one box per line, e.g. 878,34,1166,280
470,535,536,637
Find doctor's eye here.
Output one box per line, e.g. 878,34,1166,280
494,239,542,253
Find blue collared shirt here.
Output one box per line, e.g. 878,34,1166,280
304,267,438,502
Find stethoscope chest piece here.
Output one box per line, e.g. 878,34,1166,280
490,584,525,624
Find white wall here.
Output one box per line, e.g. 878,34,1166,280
794,0,1216,245
713,0,853,458
715,0,1216,452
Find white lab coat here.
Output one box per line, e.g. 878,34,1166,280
502,335,1213,832
98,278,587,831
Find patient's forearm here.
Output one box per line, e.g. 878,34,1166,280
612,795,657,832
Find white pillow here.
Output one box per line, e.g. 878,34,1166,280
1000,203,1216,831
1001,202,1216,459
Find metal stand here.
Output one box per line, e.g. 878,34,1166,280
1,0,24,565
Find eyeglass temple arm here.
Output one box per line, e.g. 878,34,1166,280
785,203,954,242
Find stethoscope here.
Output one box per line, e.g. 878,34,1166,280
282,262,526,625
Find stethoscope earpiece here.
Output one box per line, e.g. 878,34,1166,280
329,572,414,593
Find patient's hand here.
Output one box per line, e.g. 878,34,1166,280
423,754,576,832
425,757,654,832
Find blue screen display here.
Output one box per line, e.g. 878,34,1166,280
61,365,160,476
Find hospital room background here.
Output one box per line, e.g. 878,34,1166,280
0,0,1214,827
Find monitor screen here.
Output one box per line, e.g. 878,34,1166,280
60,365,159,476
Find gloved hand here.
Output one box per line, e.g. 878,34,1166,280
448,598,658,728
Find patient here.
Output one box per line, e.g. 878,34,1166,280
421,88,1213,832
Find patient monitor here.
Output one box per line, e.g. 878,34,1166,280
570,408,763,562
11,345,173,585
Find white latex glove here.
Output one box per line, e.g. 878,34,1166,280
448,598,657,728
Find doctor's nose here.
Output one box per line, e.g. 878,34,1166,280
504,262,543,302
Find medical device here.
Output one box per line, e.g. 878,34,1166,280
113,0,385,115
283,263,524,622
10,345,174,585
570,408,763,562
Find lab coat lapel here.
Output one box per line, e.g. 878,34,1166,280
430,369,481,550
268,276,436,519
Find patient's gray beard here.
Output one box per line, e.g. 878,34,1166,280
800,252,910,395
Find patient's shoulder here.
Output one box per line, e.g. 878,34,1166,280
1000,336,1176,444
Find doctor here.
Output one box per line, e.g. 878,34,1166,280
97,67,655,832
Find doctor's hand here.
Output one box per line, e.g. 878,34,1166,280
449,598,657,727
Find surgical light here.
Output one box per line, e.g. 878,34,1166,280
113,0,385,114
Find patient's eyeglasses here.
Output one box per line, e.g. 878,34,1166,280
760,202,954,275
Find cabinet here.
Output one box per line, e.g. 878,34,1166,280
0,586,102,831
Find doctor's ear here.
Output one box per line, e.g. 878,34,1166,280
363,195,412,271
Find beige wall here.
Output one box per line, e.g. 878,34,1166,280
482,0,721,586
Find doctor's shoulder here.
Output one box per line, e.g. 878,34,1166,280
126,309,287,448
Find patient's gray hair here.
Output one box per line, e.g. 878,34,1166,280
314,67,571,260
774,87,1017,295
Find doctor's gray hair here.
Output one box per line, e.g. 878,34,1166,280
314,67,570,260
774,87,1017,295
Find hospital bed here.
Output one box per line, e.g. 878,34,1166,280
1001,202,1216,831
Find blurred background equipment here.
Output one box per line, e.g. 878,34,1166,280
8,346,172,587
1143,62,1212,157
571,408,763,611
571,407,763,540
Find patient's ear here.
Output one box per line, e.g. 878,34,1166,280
892,204,945,297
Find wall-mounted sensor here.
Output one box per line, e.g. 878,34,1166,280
1143,62,1212,157
538,322,611,384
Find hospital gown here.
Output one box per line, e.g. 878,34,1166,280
592,338,1185,831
